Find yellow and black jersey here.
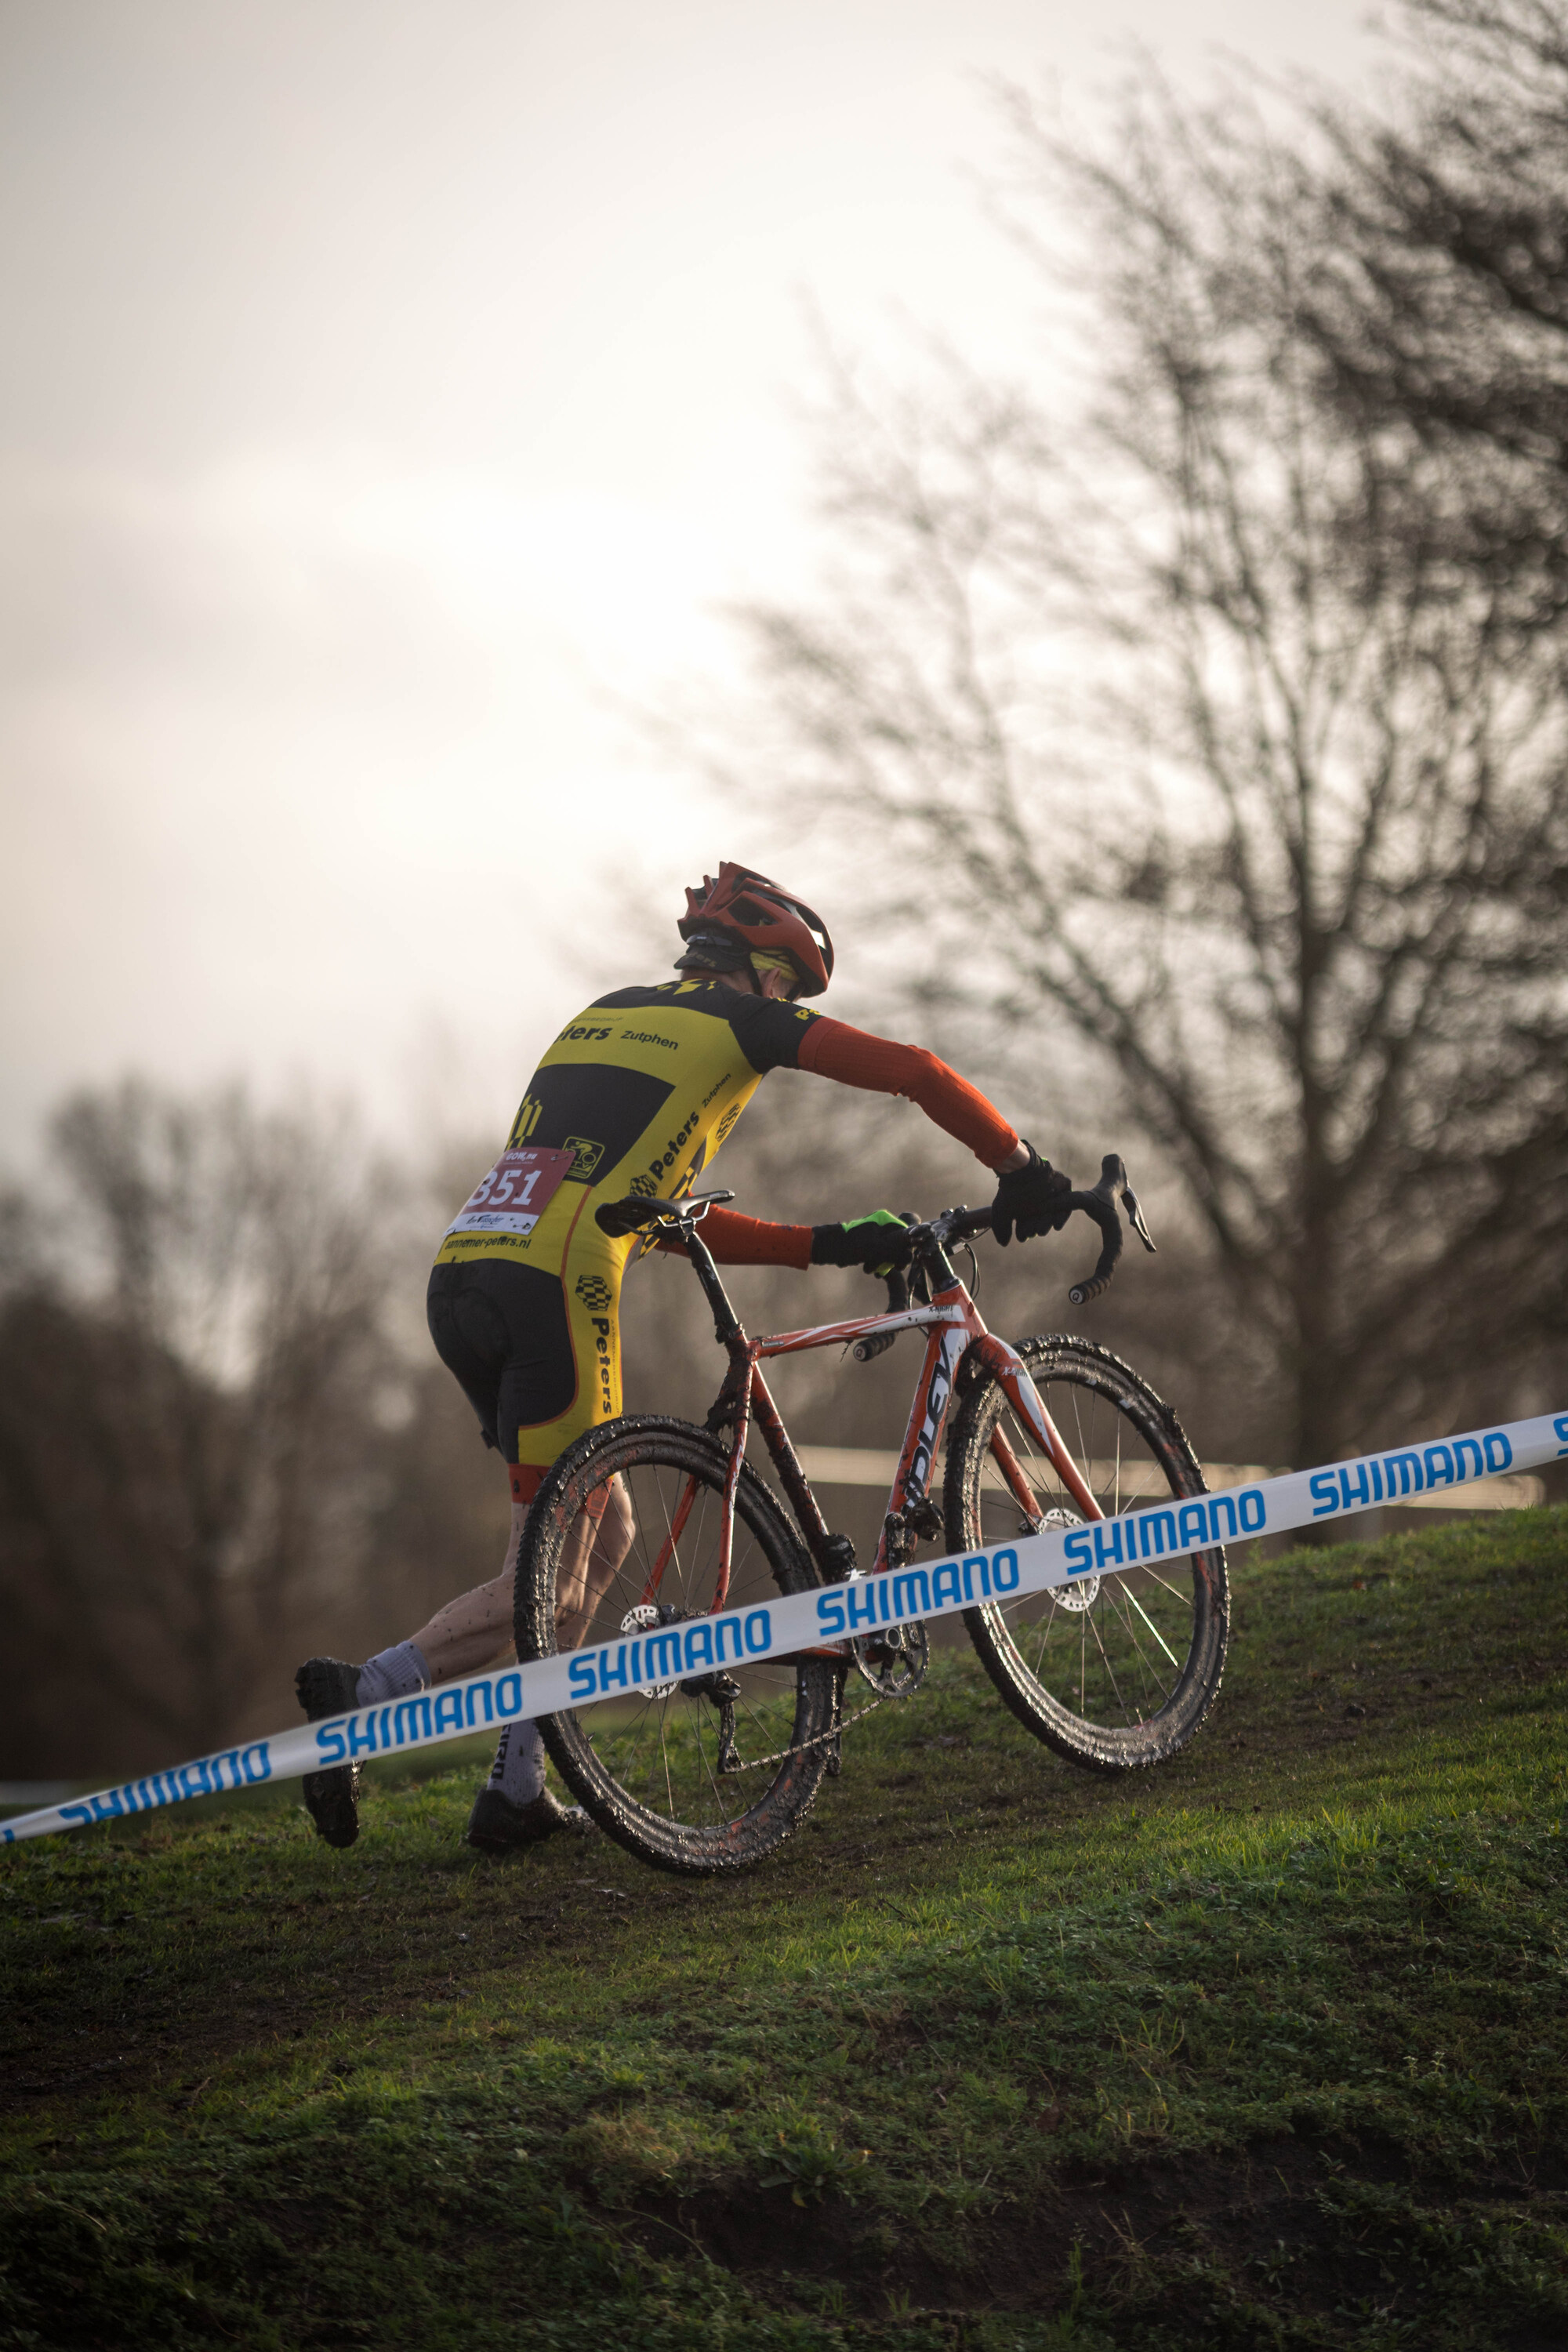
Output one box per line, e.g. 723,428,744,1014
434,979,823,1276
428,976,1021,1473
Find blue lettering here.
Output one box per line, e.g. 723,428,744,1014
1488,1431,1515,1472
1178,1501,1210,1548
434,1690,466,1735
932,1559,965,1606
991,1548,1021,1593
315,1721,347,1765
645,1630,684,1680
1385,1450,1423,1497
717,1616,745,1662
845,1581,879,1630
1339,1461,1372,1511
1555,1415,1568,1458
683,1623,716,1671
1423,1443,1455,1489
91,1790,125,1820
1092,1520,1125,1570
568,1656,596,1701
964,1552,992,1598
1063,1529,1094,1574
347,1713,379,1759
1240,1489,1265,1534
892,1569,932,1618
242,1744,271,1785
744,1610,772,1656
815,1590,846,1635
1453,1436,1485,1481
598,1645,632,1693
393,1697,433,1746
1138,1512,1176,1561
1207,1494,1239,1540
495,1670,522,1714
61,1804,93,1827
1309,1470,1338,1516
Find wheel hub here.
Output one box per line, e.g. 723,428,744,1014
620,1602,678,1695
1020,1506,1099,1611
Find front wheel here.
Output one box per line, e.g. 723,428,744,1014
944,1336,1229,1770
515,1415,837,1875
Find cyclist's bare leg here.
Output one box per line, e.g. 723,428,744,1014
554,1474,637,1650
409,1474,633,1681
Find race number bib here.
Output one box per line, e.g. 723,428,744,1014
444,1145,579,1240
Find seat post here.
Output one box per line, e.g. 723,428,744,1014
683,1225,743,1348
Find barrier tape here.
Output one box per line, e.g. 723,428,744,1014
6,1409,1565,1846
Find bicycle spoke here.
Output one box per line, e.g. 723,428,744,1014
960,1353,1219,1748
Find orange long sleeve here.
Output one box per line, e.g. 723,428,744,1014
654,1207,814,1269
796,1018,1018,1166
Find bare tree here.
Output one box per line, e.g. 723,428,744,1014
0,1081,408,1773
1305,0,1568,629
718,70,1568,1468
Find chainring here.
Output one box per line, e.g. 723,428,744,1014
851,1614,931,1697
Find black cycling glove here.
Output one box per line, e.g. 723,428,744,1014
809,1210,916,1276
991,1144,1073,1246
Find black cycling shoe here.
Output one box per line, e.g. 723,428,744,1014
465,1787,591,1855
296,1657,362,1850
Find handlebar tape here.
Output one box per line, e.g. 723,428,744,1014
1065,1188,1123,1304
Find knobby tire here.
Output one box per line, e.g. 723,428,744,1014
515,1414,835,1875
944,1335,1229,1769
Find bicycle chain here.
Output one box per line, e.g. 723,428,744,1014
724,1692,887,1773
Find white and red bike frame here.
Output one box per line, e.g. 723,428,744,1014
627,1196,1110,1617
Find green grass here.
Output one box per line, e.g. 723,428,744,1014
2,1510,1566,2350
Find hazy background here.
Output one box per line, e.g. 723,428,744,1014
1,0,1377,1165
23,0,1568,1781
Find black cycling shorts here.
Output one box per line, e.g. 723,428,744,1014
426,1259,578,1464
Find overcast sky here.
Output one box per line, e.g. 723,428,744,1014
0,0,1380,1166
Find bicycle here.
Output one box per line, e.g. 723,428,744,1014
513,1157,1229,1875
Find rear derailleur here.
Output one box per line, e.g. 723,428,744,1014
680,1668,742,1773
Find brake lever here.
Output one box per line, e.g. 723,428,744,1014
1102,1156,1156,1254
1066,1155,1156,1304
852,1263,912,1364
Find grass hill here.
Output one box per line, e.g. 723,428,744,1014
2,1509,1565,2350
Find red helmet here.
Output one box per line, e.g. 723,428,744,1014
676,862,835,996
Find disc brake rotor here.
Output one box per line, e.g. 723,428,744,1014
1020,1504,1098,1612
619,1602,677,1695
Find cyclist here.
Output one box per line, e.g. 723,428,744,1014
296,862,1071,1853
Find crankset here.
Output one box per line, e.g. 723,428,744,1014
846,1572,931,1697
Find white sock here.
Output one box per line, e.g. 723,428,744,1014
488,1720,546,1807
356,1641,430,1708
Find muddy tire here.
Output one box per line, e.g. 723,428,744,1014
515,1415,835,1874
944,1337,1228,1770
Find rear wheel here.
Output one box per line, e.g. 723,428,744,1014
515,1415,836,1874
944,1337,1228,1769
